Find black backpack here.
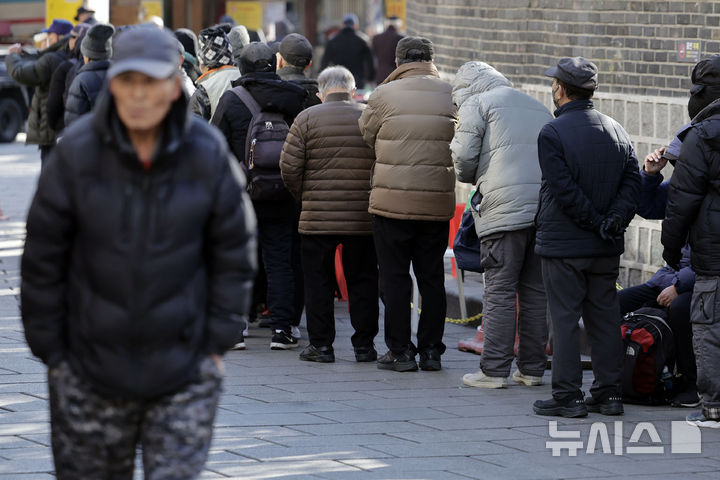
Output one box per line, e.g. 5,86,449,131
230,86,290,201
620,307,676,404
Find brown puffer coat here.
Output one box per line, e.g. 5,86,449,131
280,91,375,235
358,62,457,221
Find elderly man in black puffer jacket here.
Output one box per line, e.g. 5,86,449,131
663,55,720,429
21,28,256,478
532,57,640,419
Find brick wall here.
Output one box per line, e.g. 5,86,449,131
405,1,714,283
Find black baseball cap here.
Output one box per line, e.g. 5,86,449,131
74,6,95,21
690,55,720,94
279,33,312,67
544,57,598,91
108,27,179,80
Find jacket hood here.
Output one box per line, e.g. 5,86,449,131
382,61,439,84
452,61,513,107
234,71,308,113
683,98,720,149
91,81,190,168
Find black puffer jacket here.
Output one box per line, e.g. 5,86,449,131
535,99,640,258
211,71,307,220
320,27,375,89
5,38,69,145
662,100,720,276
21,90,257,399
277,65,321,110
64,59,110,127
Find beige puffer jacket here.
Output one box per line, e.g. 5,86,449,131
280,92,376,235
358,62,457,221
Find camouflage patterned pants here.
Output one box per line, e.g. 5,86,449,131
48,357,222,480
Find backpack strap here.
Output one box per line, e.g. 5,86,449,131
229,86,262,165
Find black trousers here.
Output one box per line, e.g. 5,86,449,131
372,216,448,355
618,284,696,386
301,234,379,348
542,256,623,400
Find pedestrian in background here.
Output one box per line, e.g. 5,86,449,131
371,16,403,85
450,61,551,390
359,36,456,372
5,19,72,165
277,33,321,109
281,66,379,363
190,25,240,120
532,57,640,418
64,23,115,127
21,27,256,478
321,13,375,90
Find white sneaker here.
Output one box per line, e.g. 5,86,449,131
291,325,301,340
231,340,246,350
242,326,249,337
462,370,508,389
512,369,543,386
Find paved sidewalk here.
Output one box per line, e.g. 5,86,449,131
1,140,720,479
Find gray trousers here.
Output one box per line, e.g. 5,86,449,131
541,256,623,400
49,357,222,480
479,227,547,378
691,275,720,419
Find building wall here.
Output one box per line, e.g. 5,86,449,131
404,0,712,284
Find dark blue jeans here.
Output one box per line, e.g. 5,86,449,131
258,218,296,332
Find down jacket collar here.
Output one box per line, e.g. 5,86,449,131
685,98,720,149
451,61,513,107
382,61,439,85
92,82,190,169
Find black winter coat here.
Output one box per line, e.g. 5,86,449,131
277,65,321,110
4,38,68,145
662,101,720,276
21,90,257,399
211,72,307,220
535,99,640,258
320,27,375,89
46,59,79,132
64,60,110,127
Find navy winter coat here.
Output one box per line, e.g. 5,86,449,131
64,59,110,127
535,99,640,258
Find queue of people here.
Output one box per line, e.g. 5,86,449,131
6,7,720,479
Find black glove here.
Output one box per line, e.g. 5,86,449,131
598,214,624,242
663,247,682,271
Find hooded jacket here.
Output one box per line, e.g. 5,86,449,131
21,88,257,399
358,61,457,221
535,99,640,258
64,59,110,127
280,91,375,235
450,62,552,238
5,38,69,145
211,71,307,221
189,65,241,120
662,100,720,276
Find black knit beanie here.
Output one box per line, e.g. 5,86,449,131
81,24,115,61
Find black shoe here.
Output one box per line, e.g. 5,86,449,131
671,389,702,408
377,350,418,372
586,393,624,415
299,345,335,363
270,329,299,350
533,396,588,418
419,349,442,371
354,346,377,362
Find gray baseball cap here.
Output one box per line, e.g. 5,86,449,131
107,26,179,80
544,57,598,91
279,33,312,67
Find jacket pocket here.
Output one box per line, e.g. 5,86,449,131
691,278,719,325
480,232,505,270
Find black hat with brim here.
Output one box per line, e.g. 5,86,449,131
544,57,598,90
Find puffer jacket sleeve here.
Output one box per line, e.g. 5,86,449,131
538,123,603,230
358,93,382,149
5,53,51,86
189,84,211,120
64,75,90,127
203,146,258,355
662,128,709,250
280,113,308,199
46,61,71,132
637,168,668,220
607,143,640,227
451,95,485,184
20,148,75,367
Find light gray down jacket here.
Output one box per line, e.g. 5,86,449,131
450,61,552,238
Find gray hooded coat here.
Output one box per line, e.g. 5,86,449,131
450,62,551,238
